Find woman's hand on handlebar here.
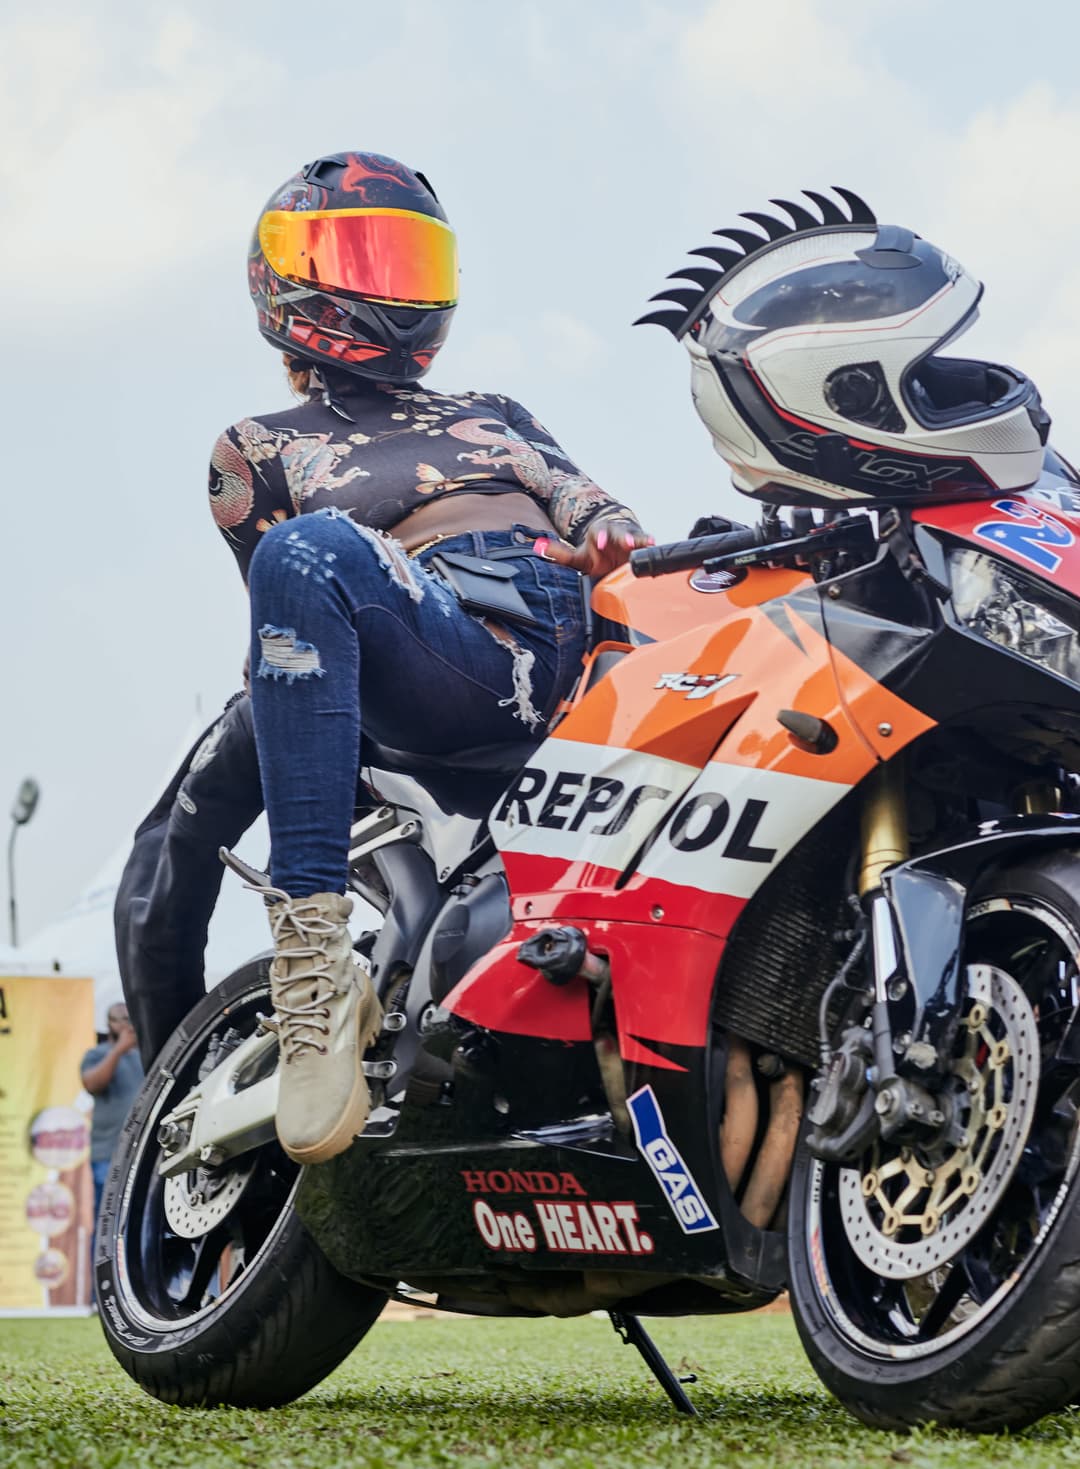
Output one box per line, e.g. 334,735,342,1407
534,513,653,578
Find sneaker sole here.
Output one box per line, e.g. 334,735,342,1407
277,982,384,1167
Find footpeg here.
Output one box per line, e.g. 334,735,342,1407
219,846,272,889
362,1059,398,1080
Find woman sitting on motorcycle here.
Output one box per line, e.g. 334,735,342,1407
212,151,649,1167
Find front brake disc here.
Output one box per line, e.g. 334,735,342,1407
837,963,1039,1279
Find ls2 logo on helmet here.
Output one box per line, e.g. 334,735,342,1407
628,1085,719,1234
974,499,1075,574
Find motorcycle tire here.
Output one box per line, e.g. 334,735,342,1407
95,957,387,1407
788,849,1080,1430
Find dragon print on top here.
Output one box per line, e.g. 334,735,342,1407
209,375,626,580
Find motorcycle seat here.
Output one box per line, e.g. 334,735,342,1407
362,738,540,776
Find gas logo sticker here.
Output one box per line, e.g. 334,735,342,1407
974,499,1075,574
627,1085,719,1234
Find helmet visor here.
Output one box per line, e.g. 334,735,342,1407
259,208,458,307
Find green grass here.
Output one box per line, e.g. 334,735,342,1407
3,1312,1080,1468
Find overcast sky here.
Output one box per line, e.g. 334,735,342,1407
5,0,1080,940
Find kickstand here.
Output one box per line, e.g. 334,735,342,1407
608,1310,698,1417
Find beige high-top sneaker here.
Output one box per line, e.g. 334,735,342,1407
266,890,383,1165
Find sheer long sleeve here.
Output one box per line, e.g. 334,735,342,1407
498,397,637,545
208,421,292,583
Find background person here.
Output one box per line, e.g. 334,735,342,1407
81,1003,144,1263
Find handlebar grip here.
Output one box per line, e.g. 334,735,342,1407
629,527,760,578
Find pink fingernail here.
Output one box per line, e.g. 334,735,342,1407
648,536,656,546
533,538,549,556
624,534,635,548
597,529,608,550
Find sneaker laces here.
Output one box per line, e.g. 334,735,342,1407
268,900,353,1063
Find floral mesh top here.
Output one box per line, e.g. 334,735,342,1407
208,375,625,581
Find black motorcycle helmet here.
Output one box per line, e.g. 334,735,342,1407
248,151,458,385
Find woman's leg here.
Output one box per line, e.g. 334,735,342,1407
245,509,582,1163
248,510,574,896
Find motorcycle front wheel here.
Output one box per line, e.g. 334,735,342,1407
95,957,387,1406
788,849,1080,1430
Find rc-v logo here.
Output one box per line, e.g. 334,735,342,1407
627,1085,719,1234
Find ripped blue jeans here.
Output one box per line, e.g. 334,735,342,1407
248,509,588,896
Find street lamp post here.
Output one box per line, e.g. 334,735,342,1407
8,777,41,949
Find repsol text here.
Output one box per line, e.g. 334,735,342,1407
494,767,777,863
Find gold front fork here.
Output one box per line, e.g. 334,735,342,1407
858,757,909,898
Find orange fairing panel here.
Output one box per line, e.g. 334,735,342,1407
488,600,869,909
558,599,871,783
556,623,758,766
592,562,810,644
810,610,937,761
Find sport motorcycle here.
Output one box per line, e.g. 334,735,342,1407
96,481,1080,1430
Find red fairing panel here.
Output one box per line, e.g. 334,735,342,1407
914,493,1080,595
442,915,728,1061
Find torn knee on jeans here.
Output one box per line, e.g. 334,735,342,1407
256,625,325,683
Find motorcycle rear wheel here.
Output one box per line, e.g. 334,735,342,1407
788,849,1080,1430
95,957,387,1406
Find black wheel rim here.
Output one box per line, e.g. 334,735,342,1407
110,979,299,1330
806,894,1080,1359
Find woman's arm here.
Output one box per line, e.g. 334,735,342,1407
500,398,651,576
208,420,292,583
81,1024,137,1096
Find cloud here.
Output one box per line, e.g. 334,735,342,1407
0,8,278,304
540,310,608,375
679,0,879,107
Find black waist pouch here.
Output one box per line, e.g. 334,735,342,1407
430,550,541,628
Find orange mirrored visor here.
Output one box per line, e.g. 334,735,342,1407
259,208,458,307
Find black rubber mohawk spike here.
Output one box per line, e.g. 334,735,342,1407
632,307,690,333
740,211,789,242
688,244,745,271
713,226,771,255
666,265,724,292
635,187,878,337
803,189,847,225
832,186,876,225
769,197,820,232
645,286,706,315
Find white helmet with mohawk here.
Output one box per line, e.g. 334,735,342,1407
638,188,1049,507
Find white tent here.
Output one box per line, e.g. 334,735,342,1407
17,715,381,1033
20,715,274,1032
0,942,57,974
22,819,273,1033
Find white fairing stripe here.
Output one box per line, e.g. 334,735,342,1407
491,741,701,871
635,762,849,898
491,739,850,899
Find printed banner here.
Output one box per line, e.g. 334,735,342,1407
0,975,96,1313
